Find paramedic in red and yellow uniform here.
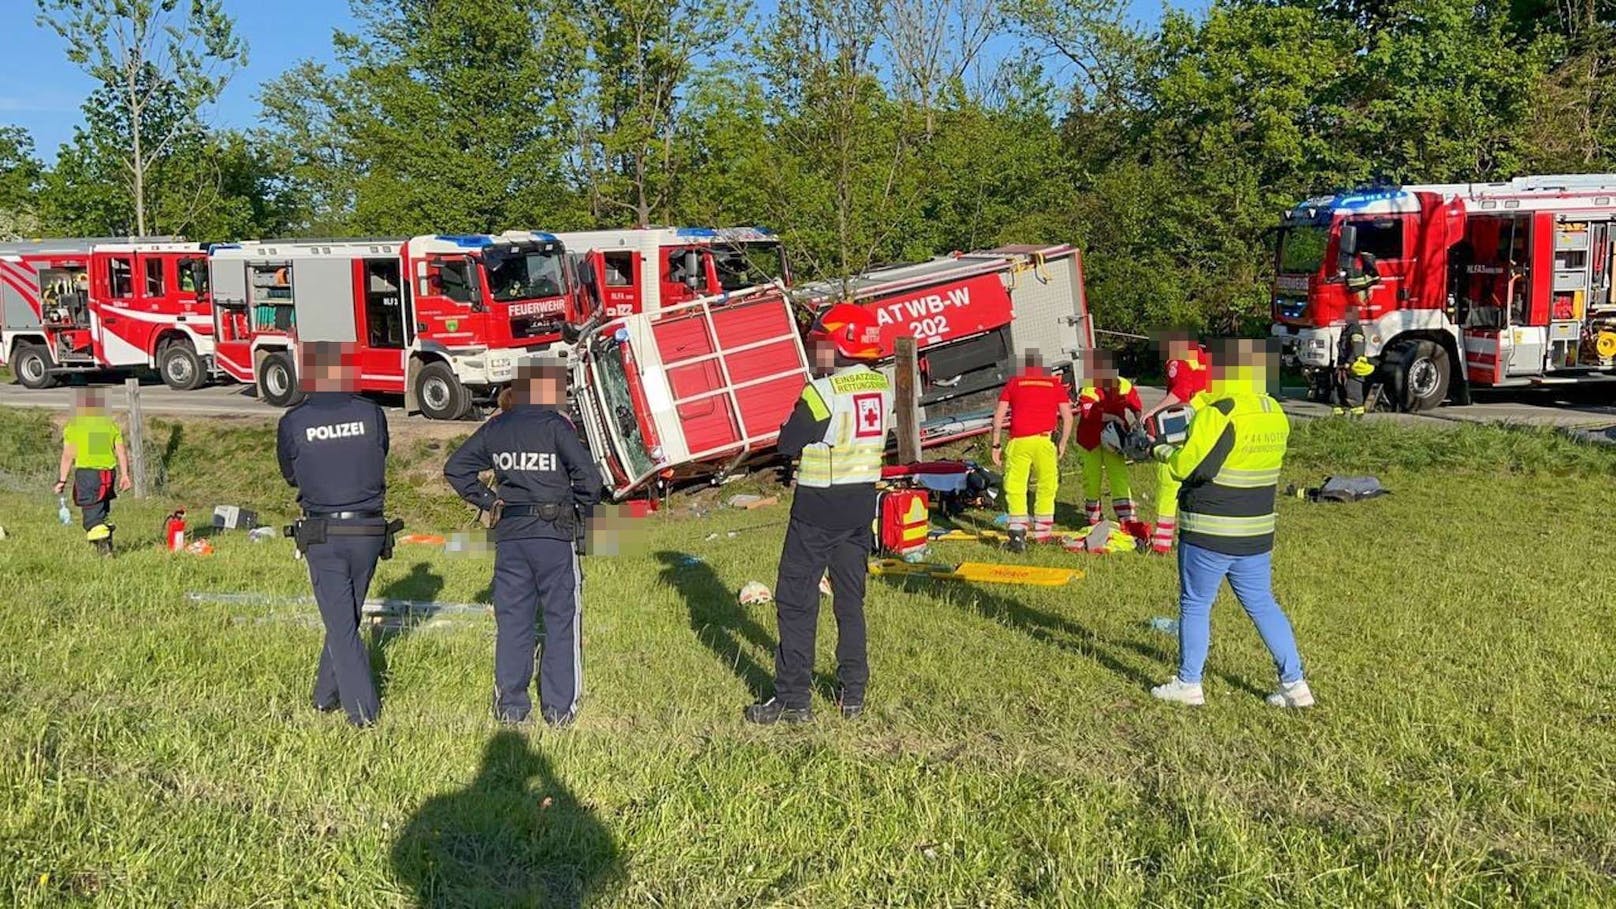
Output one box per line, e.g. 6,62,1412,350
1144,334,1210,422
991,352,1073,552
1075,350,1142,525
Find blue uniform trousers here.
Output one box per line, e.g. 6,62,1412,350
492,538,582,724
1176,542,1304,685
308,535,385,725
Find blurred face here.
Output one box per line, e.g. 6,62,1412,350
301,343,359,393
516,367,567,406
74,389,103,413
810,338,838,372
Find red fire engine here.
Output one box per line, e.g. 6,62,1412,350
1272,174,1616,410
571,243,1093,499
1,238,215,390
207,232,583,419
556,226,790,319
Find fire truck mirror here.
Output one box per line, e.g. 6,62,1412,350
1339,224,1358,257
682,250,701,288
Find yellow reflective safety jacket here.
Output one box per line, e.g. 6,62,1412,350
1155,383,1289,555
794,366,894,489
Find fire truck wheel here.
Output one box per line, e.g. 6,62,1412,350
158,340,206,391
259,351,305,408
414,361,472,421
12,344,58,390
1390,339,1450,413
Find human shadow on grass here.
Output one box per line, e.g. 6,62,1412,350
392,731,622,908
656,550,835,703
367,562,446,702
874,573,1265,700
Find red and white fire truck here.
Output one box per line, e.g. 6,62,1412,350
1271,174,1616,410
571,243,1093,498
207,232,584,419
555,226,790,320
1,238,216,390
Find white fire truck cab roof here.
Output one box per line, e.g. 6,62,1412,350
553,226,777,253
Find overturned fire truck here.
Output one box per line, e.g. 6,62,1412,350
569,244,1093,499
1272,173,1616,410
1,238,215,390
208,232,585,419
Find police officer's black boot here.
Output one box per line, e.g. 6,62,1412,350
743,698,812,725
837,694,864,720
1006,527,1027,554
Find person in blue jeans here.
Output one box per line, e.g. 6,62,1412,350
1149,339,1313,708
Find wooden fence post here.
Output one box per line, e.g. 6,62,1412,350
894,336,921,465
124,378,147,498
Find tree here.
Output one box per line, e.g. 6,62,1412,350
36,0,246,236
0,126,44,239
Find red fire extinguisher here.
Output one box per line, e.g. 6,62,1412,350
165,508,187,552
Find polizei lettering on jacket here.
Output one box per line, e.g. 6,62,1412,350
493,451,559,471
306,421,366,442
873,286,971,328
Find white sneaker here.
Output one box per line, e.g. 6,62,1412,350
1265,679,1315,708
1150,677,1205,706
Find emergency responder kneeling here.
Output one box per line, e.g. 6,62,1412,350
746,304,894,725
1074,349,1143,525
991,351,1073,552
54,387,133,555
276,341,400,728
445,356,600,728
1148,339,1314,708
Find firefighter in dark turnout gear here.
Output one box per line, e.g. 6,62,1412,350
445,356,600,727
746,304,894,725
276,342,393,728
1334,302,1373,415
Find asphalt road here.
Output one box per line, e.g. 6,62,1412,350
2,375,1613,439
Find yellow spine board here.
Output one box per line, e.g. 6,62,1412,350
867,559,1081,586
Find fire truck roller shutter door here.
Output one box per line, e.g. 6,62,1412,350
2,278,41,332
1007,252,1085,369
290,258,359,343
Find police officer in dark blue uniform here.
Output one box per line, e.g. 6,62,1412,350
276,341,395,728
444,356,600,727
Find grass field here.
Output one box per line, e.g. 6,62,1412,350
2,405,1615,907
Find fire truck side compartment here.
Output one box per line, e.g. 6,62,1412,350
290,257,359,343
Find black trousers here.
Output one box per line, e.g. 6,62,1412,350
307,534,385,726
1335,369,1366,408
72,467,115,530
772,518,872,709
492,537,582,723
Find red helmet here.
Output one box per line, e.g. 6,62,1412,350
807,303,882,361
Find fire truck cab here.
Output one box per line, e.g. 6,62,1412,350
207,232,579,419
555,226,790,320
1272,174,1616,411
1,238,213,390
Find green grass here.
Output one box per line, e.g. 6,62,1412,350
2,407,1615,906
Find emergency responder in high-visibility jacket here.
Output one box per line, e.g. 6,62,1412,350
1148,339,1313,709
1334,301,1373,415
746,304,893,725
991,351,1074,552
54,388,133,555
1074,350,1142,525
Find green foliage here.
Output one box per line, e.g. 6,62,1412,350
0,126,44,239
35,0,248,236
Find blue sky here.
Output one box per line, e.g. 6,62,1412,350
3,0,1182,162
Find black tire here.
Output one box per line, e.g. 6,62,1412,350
414,361,471,420
158,339,206,391
1390,339,1450,413
258,351,304,408
12,344,58,389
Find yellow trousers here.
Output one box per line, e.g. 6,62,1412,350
1003,435,1058,527
1078,446,1130,500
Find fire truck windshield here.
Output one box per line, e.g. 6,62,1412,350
485,249,566,303
713,242,787,292
1277,225,1330,275
595,340,657,479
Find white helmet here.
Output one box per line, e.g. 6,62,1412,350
1100,423,1124,454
